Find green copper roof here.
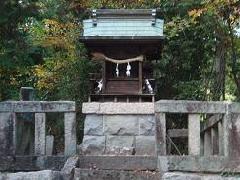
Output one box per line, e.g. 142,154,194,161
82,9,164,38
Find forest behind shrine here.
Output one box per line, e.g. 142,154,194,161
1,0,240,143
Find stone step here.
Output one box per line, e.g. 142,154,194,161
78,156,158,171
74,168,161,180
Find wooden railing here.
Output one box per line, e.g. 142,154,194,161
0,101,76,156
155,100,237,157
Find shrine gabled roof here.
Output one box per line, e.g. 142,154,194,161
81,9,164,40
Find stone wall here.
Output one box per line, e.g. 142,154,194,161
80,103,155,155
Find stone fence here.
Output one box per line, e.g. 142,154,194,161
155,100,240,158
0,101,76,156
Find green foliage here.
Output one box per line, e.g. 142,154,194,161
1,0,240,144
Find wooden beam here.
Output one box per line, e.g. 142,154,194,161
167,129,188,138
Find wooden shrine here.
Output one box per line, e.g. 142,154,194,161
80,9,164,102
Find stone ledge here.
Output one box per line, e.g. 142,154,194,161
0,156,68,172
74,169,161,180
158,156,240,173
82,102,154,115
0,101,75,112
155,100,227,114
162,172,240,180
0,170,61,180
78,156,158,170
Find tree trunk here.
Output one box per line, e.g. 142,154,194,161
212,40,226,101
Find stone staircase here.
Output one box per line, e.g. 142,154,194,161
62,155,161,180
63,155,240,180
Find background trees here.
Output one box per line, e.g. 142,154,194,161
0,0,240,143
1,0,240,102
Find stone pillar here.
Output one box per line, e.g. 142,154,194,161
223,105,230,157
204,130,211,156
0,112,16,155
228,114,240,158
211,127,218,155
200,134,204,156
218,121,224,155
46,135,54,155
35,113,46,155
188,114,200,155
16,87,35,155
20,87,35,101
155,113,166,155
64,112,76,156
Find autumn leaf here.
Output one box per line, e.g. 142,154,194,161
188,8,206,19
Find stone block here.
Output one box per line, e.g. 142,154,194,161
106,136,135,155
80,136,105,155
82,102,100,114
84,115,103,135
82,102,154,115
104,115,138,135
139,115,155,135
135,136,156,155
100,103,154,114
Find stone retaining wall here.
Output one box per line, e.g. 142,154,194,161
80,103,155,155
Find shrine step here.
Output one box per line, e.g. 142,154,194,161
73,169,161,180
78,156,158,171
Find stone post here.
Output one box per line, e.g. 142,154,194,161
204,130,211,156
64,112,77,156
223,104,230,157
188,114,200,155
46,135,54,155
16,87,35,155
20,87,35,101
211,127,218,155
155,113,166,155
0,112,16,155
200,134,204,156
35,113,46,155
218,121,224,155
